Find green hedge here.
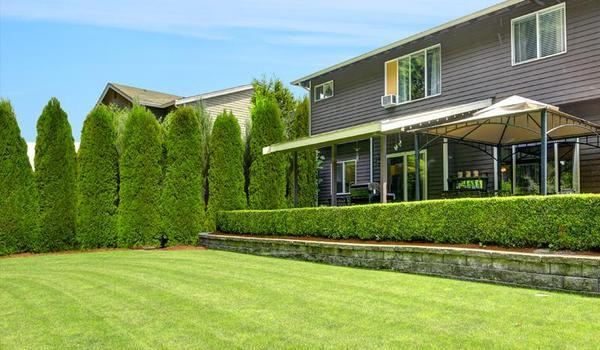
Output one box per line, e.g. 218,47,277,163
0,100,39,255
161,106,205,245
217,195,600,251
34,98,77,252
118,105,163,248
76,105,119,249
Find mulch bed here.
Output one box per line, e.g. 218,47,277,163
212,232,600,257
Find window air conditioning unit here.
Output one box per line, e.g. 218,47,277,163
381,94,398,108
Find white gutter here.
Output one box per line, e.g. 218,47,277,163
263,99,492,155
291,0,524,86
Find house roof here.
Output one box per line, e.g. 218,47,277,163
291,0,526,86
98,82,182,108
175,84,254,105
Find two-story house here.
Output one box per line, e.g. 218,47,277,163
264,0,600,205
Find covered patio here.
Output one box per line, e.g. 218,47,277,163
264,96,600,206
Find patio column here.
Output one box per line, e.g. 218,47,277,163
293,151,299,207
379,134,387,203
330,144,337,206
540,109,548,195
414,133,421,201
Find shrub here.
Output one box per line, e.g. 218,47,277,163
34,98,77,252
289,97,318,207
217,195,600,251
161,106,205,245
118,105,163,247
248,94,286,209
76,105,119,248
208,111,246,226
0,100,39,255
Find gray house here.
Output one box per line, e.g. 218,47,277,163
98,82,254,132
264,0,600,205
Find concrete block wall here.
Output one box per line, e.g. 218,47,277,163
199,233,600,295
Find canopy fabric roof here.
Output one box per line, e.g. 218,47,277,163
414,96,600,146
262,99,491,154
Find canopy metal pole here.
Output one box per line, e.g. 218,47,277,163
330,145,337,206
414,133,421,201
293,151,299,207
380,134,388,203
540,109,548,195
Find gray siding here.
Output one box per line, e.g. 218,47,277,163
182,88,254,136
309,0,600,135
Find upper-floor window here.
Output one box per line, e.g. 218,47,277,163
511,3,566,65
314,80,334,101
385,45,441,105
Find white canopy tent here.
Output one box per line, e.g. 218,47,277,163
417,96,600,145
413,96,600,195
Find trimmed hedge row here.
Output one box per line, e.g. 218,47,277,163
217,195,600,251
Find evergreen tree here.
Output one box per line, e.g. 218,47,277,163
161,106,205,244
34,98,77,252
248,94,286,209
76,105,119,248
118,105,163,247
208,110,246,225
0,100,39,255
291,97,319,207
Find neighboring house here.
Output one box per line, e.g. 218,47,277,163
263,0,600,205
97,82,254,132
98,83,182,121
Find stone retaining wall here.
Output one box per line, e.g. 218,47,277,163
199,233,600,295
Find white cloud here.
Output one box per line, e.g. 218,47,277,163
1,0,499,46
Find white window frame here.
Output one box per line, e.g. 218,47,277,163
384,44,442,106
314,80,334,102
336,159,357,195
386,150,428,201
511,3,567,66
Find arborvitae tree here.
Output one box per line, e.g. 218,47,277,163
34,98,77,252
196,103,212,206
248,94,286,209
252,77,295,137
118,105,163,247
208,111,246,226
0,100,39,255
291,97,318,207
76,105,119,248
161,106,205,244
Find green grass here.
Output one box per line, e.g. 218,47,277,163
1,250,598,349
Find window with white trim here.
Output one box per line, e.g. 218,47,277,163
512,3,566,65
336,160,356,194
314,81,334,101
385,45,441,104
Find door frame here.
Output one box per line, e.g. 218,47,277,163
387,150,428,201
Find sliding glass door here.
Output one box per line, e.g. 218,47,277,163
387,150,427,201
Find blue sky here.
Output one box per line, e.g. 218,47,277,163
1,0,498,141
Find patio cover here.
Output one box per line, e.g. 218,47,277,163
414,96,600,145
262,99,492,154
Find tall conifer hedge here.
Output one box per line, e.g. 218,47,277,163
118,105,163,247
76,105,119,248
0,100,39,255
248,94,286,209
34,98,77,252
292,97,318,207
208,111,246,225
161,106,205,244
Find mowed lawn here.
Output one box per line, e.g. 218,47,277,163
1,250,599,349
